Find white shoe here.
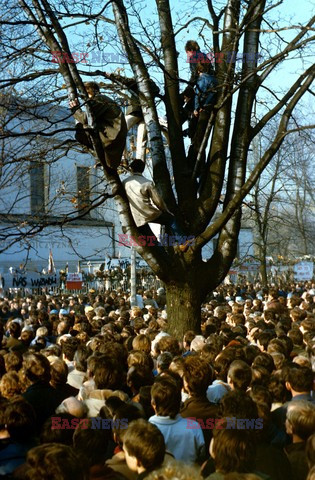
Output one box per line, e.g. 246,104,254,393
159,117,168,128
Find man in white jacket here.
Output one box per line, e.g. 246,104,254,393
122,160,191,251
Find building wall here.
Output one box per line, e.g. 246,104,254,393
0,99,119,273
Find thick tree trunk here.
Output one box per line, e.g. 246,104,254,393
259,261,268,287
259,245,268,286
166,282,201,339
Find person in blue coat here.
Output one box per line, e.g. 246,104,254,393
194,63,217,114
187,62,217,177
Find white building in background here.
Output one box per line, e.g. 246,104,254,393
0,95,129,274
0,95,253,275
202,227,254,261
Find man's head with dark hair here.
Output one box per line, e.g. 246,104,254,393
288,328,304,346
73,423,111,467
286,401,315,441
151,377,181,419
220,390,258,419
9,321,21,339
267,338,288,356
93,355,123,390
183,355,213,396
40,414,76,446
277,335,293,356
243,345,260,366
123,419,165,473
61,337,78,362
227,360,252,392
252,353,275,374
185,40,200,52
50,359,68,387
129,159,145,174
251,365,270,388
73,345,90,372
109,401,144,446
290,308,307,323
257,332,273,352
214,350,236,381
4,398,36,442
23,353,51,384
249,385,272,422
156,352,173,373
84,81,100,95
286,365,313,394
127,350,154,371
268,373,288,404
211,429,256,474
306,433,315,469
300,318,315,334
127,365,154,394
268,288,279,300
25,443,85,480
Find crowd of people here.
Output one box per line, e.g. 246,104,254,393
0,280,314,480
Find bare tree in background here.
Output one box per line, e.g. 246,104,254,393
243,129,315,286
1,0,314,336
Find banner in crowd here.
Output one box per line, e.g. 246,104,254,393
66,272,83,290
1,272,60,289
293,261,314,281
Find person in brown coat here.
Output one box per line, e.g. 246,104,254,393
69,82,127,170
180,355,219,451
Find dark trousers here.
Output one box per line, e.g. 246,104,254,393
75,123,93,148
138,213,185,240
187,107,212,176
154,212,185,237
75,119,127,170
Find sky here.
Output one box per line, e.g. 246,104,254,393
59,0,314,103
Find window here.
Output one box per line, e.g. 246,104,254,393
76,166,90,215
30,162,45,214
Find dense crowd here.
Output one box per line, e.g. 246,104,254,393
0,280,314,480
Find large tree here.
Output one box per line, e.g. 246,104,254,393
1,0,314,336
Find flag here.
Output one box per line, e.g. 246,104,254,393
48,249,56,274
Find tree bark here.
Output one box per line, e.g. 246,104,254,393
166,281,201,338
259,249,268,286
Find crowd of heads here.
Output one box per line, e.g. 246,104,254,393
0,279,314,479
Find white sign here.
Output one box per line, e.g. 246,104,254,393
293,261,314,281
2,273,60,289
66,273,83,282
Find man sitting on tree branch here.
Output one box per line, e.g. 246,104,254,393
69,82,127,170
123,160,191,252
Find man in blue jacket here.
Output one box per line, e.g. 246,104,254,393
187,62,217,177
